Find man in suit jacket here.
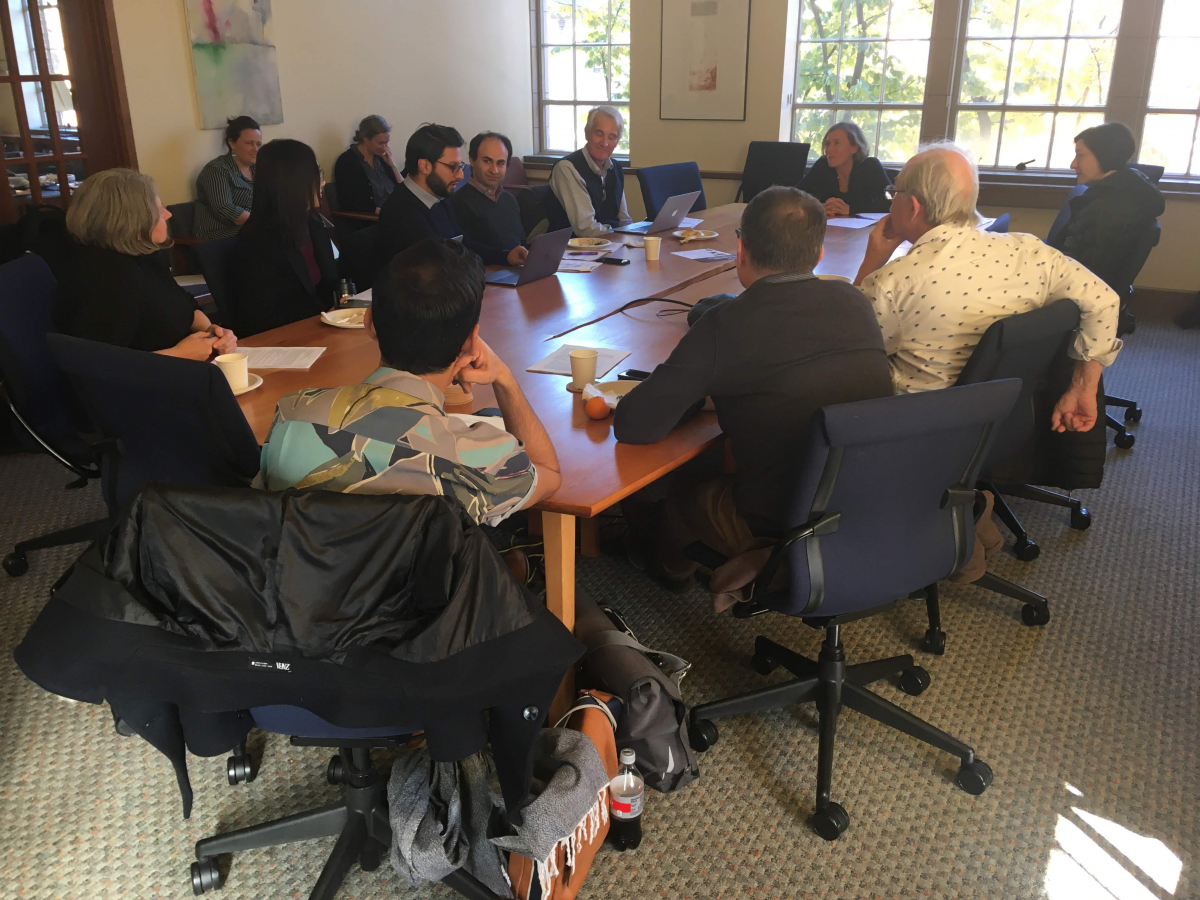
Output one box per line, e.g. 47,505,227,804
376,123,528,268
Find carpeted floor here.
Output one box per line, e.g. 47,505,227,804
2,316,1197,900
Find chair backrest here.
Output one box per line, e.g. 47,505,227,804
634,161,707,220
770,380,1021,619
339,224,381,291
166,202,196,240
1132,163,1164,184
192,236,239,329
737,141,810,203
985,212,1010,233
954,298,1080,470
0,254,93,465
324,182,340,211
518,184,571,236
1109,219,1161,296
503,156,529,190
1045,183,1088,246
46,334,261,515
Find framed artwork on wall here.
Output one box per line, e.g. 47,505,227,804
182,0,284,129
659,0,752,121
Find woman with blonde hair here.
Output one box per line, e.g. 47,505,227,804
54,168,237,359
799,120,891,217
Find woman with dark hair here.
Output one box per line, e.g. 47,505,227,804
228,139,337,336
194,115,261,239
799,120,891,216
333,115,401,215
1048,122,1164,291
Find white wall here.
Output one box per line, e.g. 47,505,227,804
111,0,534,206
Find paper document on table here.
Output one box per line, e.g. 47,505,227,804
526,344,631,378
241,346,326,369
350,287,372,303
558,259,602,272
672,248,736,262
679,216,704,228
857,212,888,221
825,217,877,229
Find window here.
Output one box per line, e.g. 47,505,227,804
793,0,935,163
952,0,1121,171
535,1,630,156
1140,0,1200,175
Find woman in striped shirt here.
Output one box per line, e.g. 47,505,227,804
194,115,261,239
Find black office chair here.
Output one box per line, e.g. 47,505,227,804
517,184,571,238
192,236,239,330
734,141,810,203
635,161,707,220
0,254,106,577
686,380,1021,840
46,334,260,515
338,224,381,291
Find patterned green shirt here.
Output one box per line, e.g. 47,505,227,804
257,367,537,526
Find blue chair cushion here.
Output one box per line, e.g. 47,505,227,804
250,705,418,739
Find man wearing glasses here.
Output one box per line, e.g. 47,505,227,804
377,123,528,267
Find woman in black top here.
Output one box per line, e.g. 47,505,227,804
799,121,891,217
332,115,401,216
229,139,337,337
54,168,237,360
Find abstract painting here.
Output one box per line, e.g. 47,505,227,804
183,0,283,129
660,0,751,120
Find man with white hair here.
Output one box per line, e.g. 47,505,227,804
549,105,633,236
854,143,1122,434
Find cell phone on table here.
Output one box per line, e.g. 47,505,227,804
618,369,651,381
599,257,630,265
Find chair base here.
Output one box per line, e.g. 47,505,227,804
979,481,1090,563
688,626,991,841
192,746,505,900
5,517,109,577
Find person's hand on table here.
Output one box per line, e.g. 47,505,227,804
454,336,514,393
209,324,237,355
824,197,851,218
169,331,219,361
1050,385,1099,433
507,245,529,266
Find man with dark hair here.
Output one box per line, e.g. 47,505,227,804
257,238,560,526
376,123,528,268
614,187,893,590
451,131,527,253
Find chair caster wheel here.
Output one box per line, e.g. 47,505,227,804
359,842,383,872
688,718,719,753
1124,406,1142,424
899,666,931,696
750,652,777,676
1070,508,1091,530
956,759,993,796
4,552,28,577
1021,603,1050,627
327,754,345,785
922,629,946,655
1013,539,1040,562
191,857,223,894
226,752,254,785
810,802,849,841
1114,432,1135,449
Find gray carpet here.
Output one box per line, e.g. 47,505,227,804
2,316,1197,900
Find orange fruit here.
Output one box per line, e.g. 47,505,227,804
585,395,611,420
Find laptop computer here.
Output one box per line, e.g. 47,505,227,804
484,227,573,287
615,190,702,234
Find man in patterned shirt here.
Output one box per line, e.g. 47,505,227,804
257,238,561,528
854,143,1122,434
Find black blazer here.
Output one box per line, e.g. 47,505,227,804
229,214,337,337
333,146,397,215
799,156,892,214
377,181,508,267
53,242,197,352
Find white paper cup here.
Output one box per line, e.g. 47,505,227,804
214,352,248,391
643,236,662,261
569,348,599,390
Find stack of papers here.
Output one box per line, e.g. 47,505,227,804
678,216,704,228
825,217,878,229
558,259,602,273
241,347,326,369
673,248,736,262
526,344,631,378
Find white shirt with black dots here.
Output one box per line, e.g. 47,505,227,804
860,223,1123,393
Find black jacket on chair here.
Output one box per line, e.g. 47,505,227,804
228,214,337,336
15,485,584,819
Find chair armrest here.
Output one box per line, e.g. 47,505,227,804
330,210,379,222
755,511,841,597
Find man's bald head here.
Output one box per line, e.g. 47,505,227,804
896,143,979,229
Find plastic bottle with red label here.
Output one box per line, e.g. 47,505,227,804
608,747,644,851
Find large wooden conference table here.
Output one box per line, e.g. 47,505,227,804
236,204,875,708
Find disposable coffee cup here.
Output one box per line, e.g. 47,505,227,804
215,352,248,391
643,236,662,261
569,348,599,390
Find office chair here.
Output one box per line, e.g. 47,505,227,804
735,141,810,203
685,380,1020,840
503,156,530,192
1045,184,1088,246
1132,163,1165,184
635,161,707,220
192,236,239,330
517,184,571,238
985,212,1010,233
0,254,107,577
338,224,381,291
166,201,204,275
46,334,260,515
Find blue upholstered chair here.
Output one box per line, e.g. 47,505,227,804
192,236,239,330
634,161,707,220
984,212,1010,233
687,379,1021,840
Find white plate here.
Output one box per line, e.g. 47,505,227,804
568,238,612,250
592,379,638,396
672,229,719,242
231,373,263,396
321,308,366,328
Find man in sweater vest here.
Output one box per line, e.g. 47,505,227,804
549,105,633,237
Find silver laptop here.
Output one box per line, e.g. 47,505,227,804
615,190,702,234
484,227,573,286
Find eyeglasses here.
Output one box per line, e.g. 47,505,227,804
435,159,467,175
735,227,742,239
884,185,905,198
